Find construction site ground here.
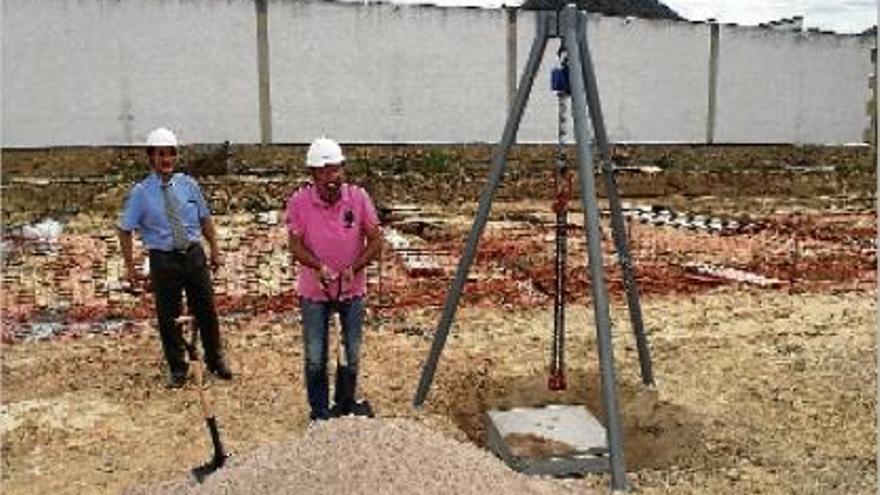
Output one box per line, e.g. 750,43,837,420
1,144,876,494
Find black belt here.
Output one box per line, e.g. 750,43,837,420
150,243,199,255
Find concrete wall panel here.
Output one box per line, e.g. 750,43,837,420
715,26,873,144
268,2,507,143
2,0,258,147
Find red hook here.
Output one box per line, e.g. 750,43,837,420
548,370,567,391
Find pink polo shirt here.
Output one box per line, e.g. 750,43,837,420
285,183,380,301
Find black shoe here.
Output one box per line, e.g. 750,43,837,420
167,372,188,389
351,400,375,418
333,365,357,415
330,400,373,418
310,410,331,422
208,362,233,380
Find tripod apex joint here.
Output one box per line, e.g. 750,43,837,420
519,0,590,11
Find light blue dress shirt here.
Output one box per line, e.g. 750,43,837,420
119,172,210,251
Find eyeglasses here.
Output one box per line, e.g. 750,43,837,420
149,148,178,158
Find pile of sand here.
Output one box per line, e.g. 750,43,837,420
125,417,588,495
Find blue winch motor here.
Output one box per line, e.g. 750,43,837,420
551,63,570,95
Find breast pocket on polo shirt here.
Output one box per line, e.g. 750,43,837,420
183,199,200,223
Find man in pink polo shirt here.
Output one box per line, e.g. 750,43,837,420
286,137,382,421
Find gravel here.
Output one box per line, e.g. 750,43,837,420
124,417,587,495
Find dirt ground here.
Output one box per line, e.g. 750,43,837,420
1,145,877,494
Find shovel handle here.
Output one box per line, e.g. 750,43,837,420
176,316,214,419
192,360,215,418
176,315,199,359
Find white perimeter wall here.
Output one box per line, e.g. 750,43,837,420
715,25,873,144
2,0,260,146
1,0,874,147
269,2,508,143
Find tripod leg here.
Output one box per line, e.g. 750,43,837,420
561,6,627,491
413,12,552,408
576,11,655,387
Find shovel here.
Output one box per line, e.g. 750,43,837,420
177,315,228,482
324,278,374,419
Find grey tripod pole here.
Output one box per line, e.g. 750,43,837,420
575,11,654,387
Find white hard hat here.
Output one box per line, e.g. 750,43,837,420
306,137,345,168
146,127,179,148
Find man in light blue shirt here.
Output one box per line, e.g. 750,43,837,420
118,127,232,388
119,169,210,252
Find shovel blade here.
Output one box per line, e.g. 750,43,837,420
191,416,228,483
191,454,227,483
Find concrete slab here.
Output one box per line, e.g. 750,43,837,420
485,404,609,476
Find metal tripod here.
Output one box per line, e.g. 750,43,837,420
412,5,655,491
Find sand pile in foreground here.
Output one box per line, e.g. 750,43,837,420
124,416,588,495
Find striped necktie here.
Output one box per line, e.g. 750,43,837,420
161,183,189,250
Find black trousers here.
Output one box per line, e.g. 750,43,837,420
149,243,224,375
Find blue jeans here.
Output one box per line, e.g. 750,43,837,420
300,296,364,420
